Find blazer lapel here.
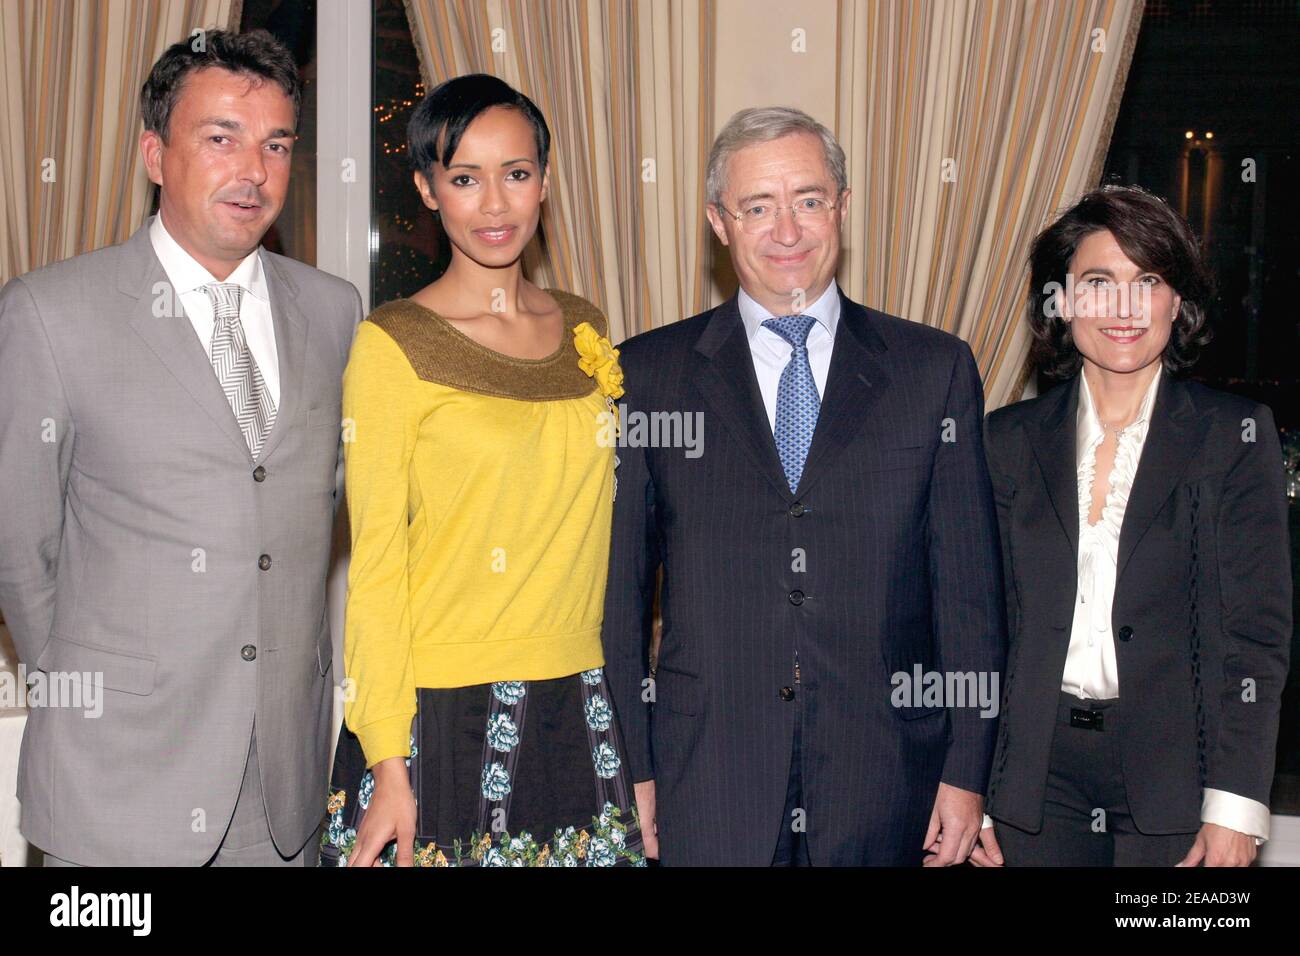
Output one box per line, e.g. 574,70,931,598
120,224,251,458
1030,377,1081,558
254,251,307,464
1116,374,1207,579
692,295,792,500
792,292,891,500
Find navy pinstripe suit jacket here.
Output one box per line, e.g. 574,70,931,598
601,289,1007,865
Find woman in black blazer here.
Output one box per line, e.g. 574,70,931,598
972,186,1291,866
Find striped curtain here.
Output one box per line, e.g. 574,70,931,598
403,0,1142,391
403,0,716,343
635,0,716,334
0,0,241,281
834,0,1145,407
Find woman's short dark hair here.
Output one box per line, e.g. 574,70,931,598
1026,184,1213,379
408,74,550,178
140,29,301,143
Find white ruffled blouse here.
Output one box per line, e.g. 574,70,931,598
1061,367,1160,699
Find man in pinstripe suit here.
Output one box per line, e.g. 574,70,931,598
602,107,1006,866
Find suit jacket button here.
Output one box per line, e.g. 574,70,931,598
1117,625,1133,642
788,501,805,517
788,589,805,606
240,644,257,662
779,686,796,701
258,554,272,571
253,465,267,482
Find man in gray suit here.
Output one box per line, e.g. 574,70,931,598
0,30,359,865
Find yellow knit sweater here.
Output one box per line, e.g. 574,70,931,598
341,290,615,767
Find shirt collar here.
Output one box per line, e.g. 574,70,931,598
1076,363,1163,460
149,213,268,303
738,278,841,344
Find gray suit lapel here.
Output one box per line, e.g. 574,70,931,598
256,250,307,464
118,224,309,464
119,224,251,458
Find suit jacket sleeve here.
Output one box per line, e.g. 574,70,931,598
981,411,1020,680
0,277,75,669
927,342,1007,794
1206,402,1291,803
600,342,661,783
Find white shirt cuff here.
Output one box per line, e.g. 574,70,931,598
1202,788,1270,845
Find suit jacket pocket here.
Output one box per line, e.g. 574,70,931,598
884,646,948,721
306,404,341,429
653,666,702,717
35,634,157,696
992,481,1016,509
893,699,947,721
859,441,930,475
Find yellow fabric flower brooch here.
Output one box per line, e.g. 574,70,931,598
573,321,625,400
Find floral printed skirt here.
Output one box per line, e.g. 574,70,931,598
319,667,646,866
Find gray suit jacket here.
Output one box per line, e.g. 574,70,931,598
0,220,361,864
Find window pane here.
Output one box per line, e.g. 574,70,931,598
372,0,447,307
1102,0,1300,815
240,0,317,266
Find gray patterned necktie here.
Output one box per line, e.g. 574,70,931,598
202,282,276,458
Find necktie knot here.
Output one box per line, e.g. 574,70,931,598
203,282,245,316
762,314,818,350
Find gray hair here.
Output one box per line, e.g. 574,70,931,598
705,107,847,208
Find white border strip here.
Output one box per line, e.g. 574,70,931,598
315,1,370,768
316,0,372,306
1260,814,1300,866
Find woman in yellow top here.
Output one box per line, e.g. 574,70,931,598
319,74,643,866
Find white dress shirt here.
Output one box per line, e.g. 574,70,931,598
737,280,841,431
149,213,280,405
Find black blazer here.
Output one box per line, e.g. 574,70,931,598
982,372,1292,834
601,289,1006,865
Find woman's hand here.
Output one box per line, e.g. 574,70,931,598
634,779,658,860
1177,823,1258,867
969,821,1005,867
348,756,417,867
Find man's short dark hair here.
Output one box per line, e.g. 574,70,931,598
140,28,301,142
1026,184,1214,380
408,73,550,178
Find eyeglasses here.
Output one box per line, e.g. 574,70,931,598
715,194,842,234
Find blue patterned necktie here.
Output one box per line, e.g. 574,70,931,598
762,314,821,494
203,282,276,459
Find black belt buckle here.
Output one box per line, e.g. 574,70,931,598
1070,707,1104,731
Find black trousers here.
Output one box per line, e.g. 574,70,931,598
771,694,811,866
993,692,1198,866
